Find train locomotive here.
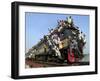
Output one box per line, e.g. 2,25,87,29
26,16,86,64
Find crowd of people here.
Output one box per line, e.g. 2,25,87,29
43,16,86,63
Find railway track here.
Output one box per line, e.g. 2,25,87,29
25,59,89,68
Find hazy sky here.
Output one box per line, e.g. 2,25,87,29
25,12,89,54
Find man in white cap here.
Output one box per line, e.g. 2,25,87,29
67,16,73,27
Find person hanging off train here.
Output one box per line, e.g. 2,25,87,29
51,30,63,60
67,36,83,63
51,32,60,47
67,36,75,63
70,37,80,57
78,31,86,57
79,31,86,47
45,30,62,60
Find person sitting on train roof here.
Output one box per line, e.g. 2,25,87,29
58,20,65,27
57,21,67,33
60,20,63,27
58,25,63,32
67,16,74,27
48,28,54,36
50,28,54,33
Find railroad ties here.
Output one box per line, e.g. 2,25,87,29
25,59,89,68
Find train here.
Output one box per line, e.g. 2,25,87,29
26,16,86,63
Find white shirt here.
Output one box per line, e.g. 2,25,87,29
52,34,60,44
79,33,83,40
68,17,72,24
